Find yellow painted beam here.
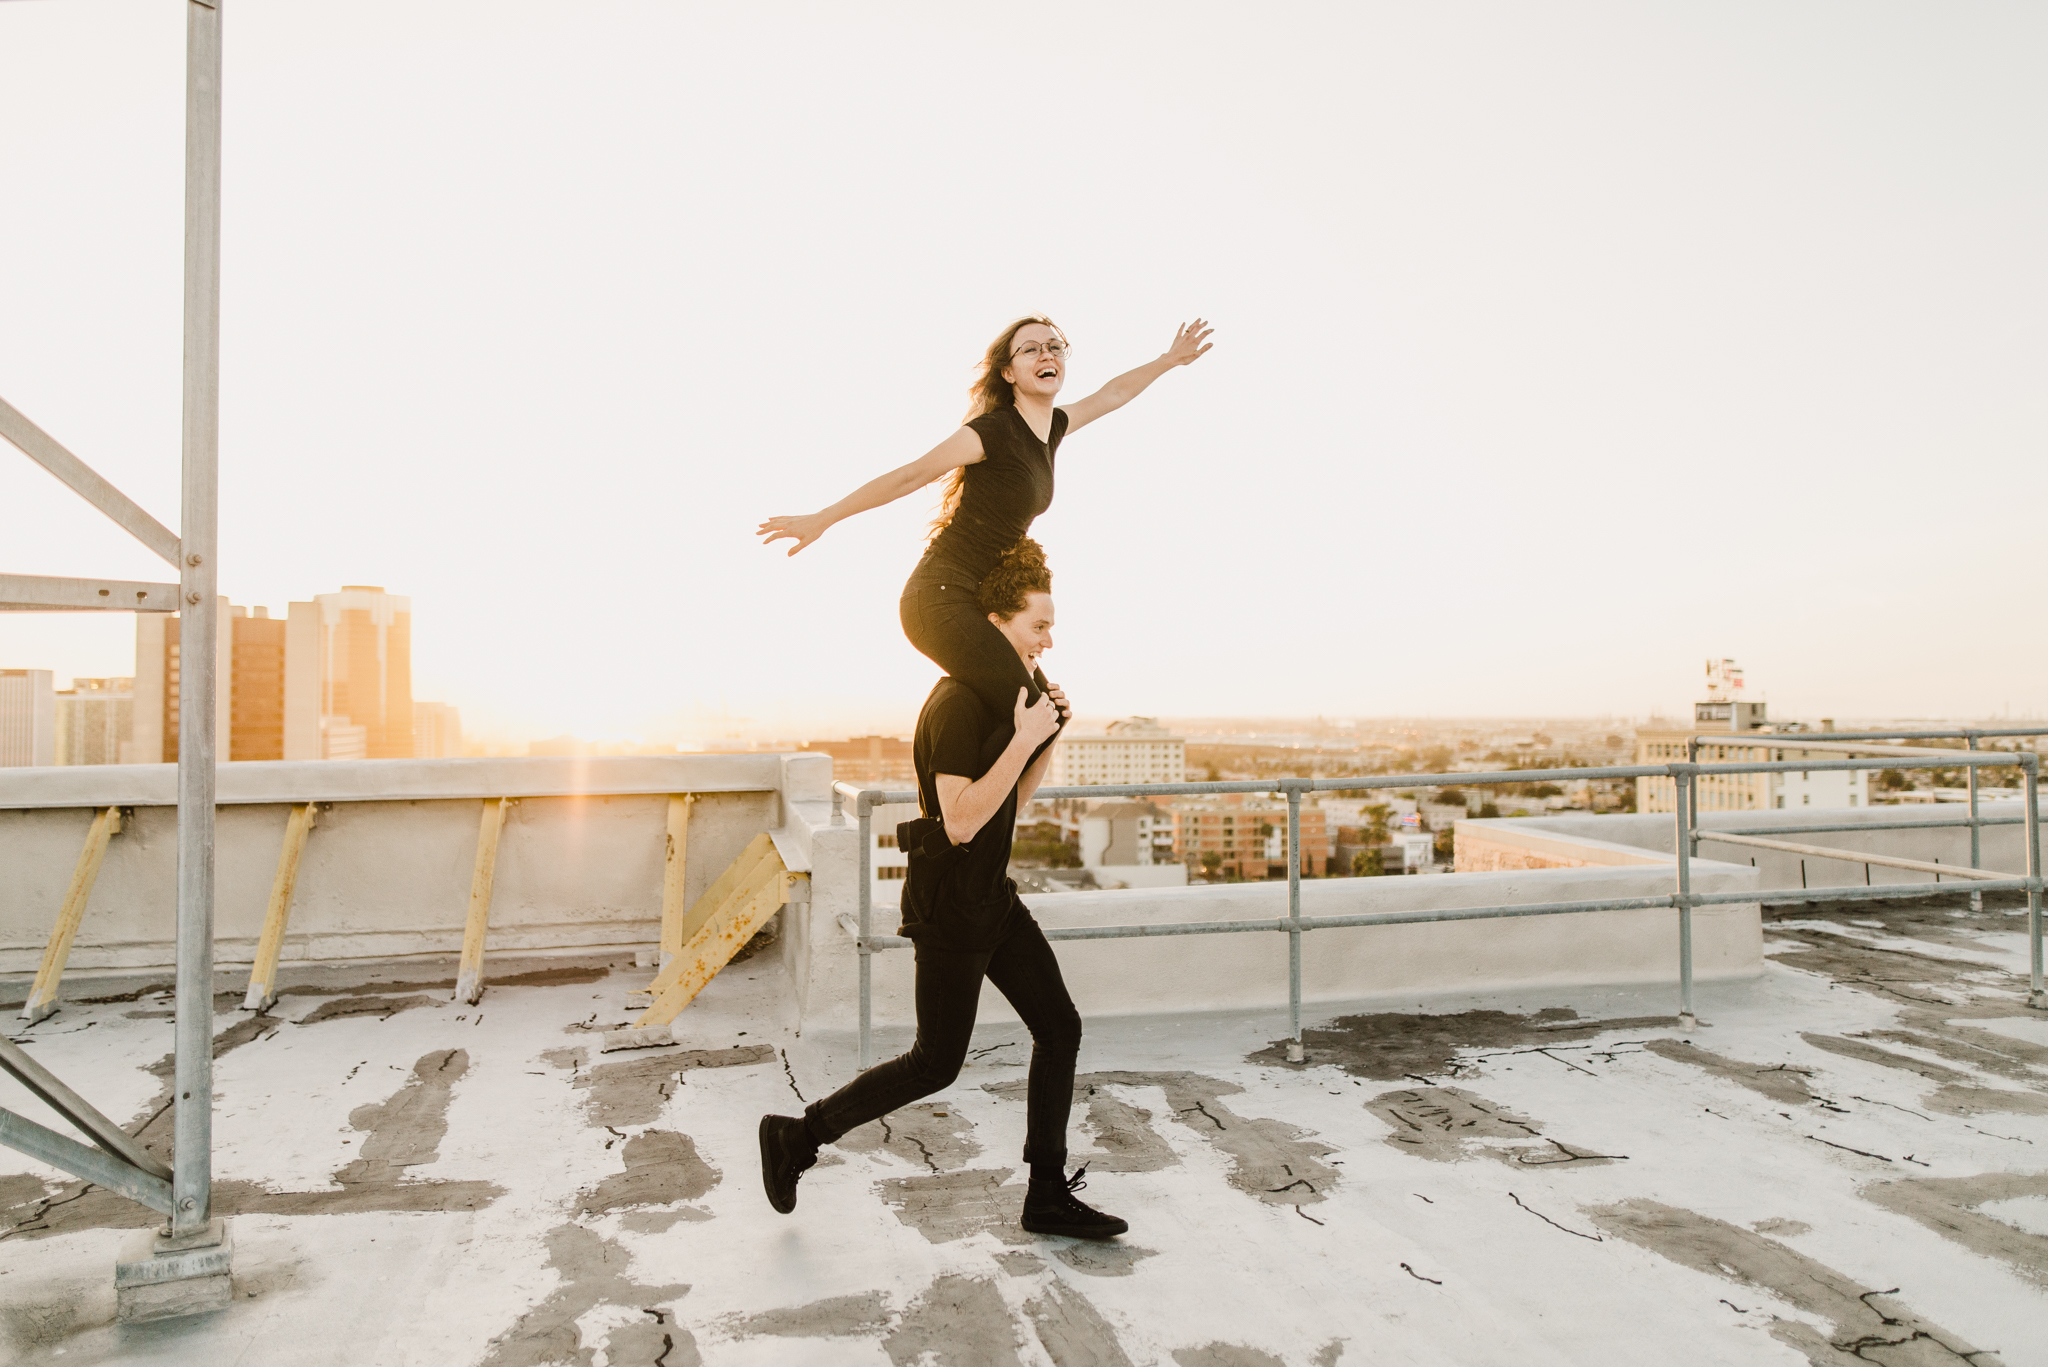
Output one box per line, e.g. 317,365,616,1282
658,794,695,967
454,797,512,1005
635,857,801,1028
646,832,775,995
21,807,121,1024
242,803,317,1012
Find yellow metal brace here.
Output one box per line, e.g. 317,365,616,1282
242,803,317,1012
645,832,775,997
21,807,122,1024
454,797,512,1005
659,794,695,967
636,839,803,1027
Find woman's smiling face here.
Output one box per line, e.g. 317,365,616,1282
1001,323,1067,401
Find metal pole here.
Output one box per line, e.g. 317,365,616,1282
857,791,874,1071
172,0,223,1242
1285,785,1304,1062
1672,769,1697,1030
1967,733,1983,912
2025,756,2045,1010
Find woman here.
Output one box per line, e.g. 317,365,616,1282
761,541,1125,1238
758,315,1213,728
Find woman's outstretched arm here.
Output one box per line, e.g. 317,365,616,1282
1060,319,1214,434
758,425,985,556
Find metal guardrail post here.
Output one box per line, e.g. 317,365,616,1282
1285,784,1305,1063
1967,733,1983,913
172,0,224,1244
1672,767,1697,1030
2025,756,2045,1011
857,789,874,1070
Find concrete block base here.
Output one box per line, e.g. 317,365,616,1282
115,1218,233,1323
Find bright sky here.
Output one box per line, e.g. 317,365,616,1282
4,1,2044,742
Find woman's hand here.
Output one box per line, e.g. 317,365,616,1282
1164,319,1215,367
1015,687,1061,747
757,512,832,556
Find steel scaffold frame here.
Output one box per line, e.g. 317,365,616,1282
0,0,224,1248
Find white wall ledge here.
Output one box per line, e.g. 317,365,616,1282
0,753,812,809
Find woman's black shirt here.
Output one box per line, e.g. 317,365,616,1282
914,405,1069,586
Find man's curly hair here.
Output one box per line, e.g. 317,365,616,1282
978,537,1053,620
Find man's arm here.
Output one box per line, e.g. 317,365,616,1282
934,688,1060,845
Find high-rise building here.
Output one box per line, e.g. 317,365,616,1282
55,677,132,766
128,587,415,763
131,602,234,764
230,607,288,761
413,700,463,758
320,717,368,760
0,669,57,767
315,587,413,760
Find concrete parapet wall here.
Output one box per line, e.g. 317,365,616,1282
1498,803,2036,892
0,753,795,809
799,860,1762,1033
34,768,1946,1029
0,755,819,978
1455,821,1667,872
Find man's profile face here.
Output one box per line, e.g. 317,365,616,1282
990,592,1054,672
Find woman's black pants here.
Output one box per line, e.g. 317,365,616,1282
803,915,1082,1170
901,574,1051,749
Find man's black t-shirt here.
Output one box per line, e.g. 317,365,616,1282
898,677,1029,950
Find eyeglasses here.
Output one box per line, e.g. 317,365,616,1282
1011,339,1069,361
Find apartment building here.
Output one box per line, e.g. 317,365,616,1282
1050,717,1186,788
1636,697,1868,814
55,677,132,766
0,669,56,767
1169,796,1330,880
802,735,914,788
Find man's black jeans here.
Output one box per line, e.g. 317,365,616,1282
804,914,1081,1169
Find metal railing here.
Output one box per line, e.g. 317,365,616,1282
835,747,2048,1069
1683,727,2048,914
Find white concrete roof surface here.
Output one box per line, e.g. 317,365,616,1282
1,894,2045,1367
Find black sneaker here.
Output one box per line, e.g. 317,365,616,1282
759,1114,817,1214
1021,1164,1128,1239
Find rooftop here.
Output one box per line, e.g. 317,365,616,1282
3,890,2044,1366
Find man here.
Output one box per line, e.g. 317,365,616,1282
759,549,1125,1238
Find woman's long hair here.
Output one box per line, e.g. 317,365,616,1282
977,537,1053,620
928,315,1068,543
